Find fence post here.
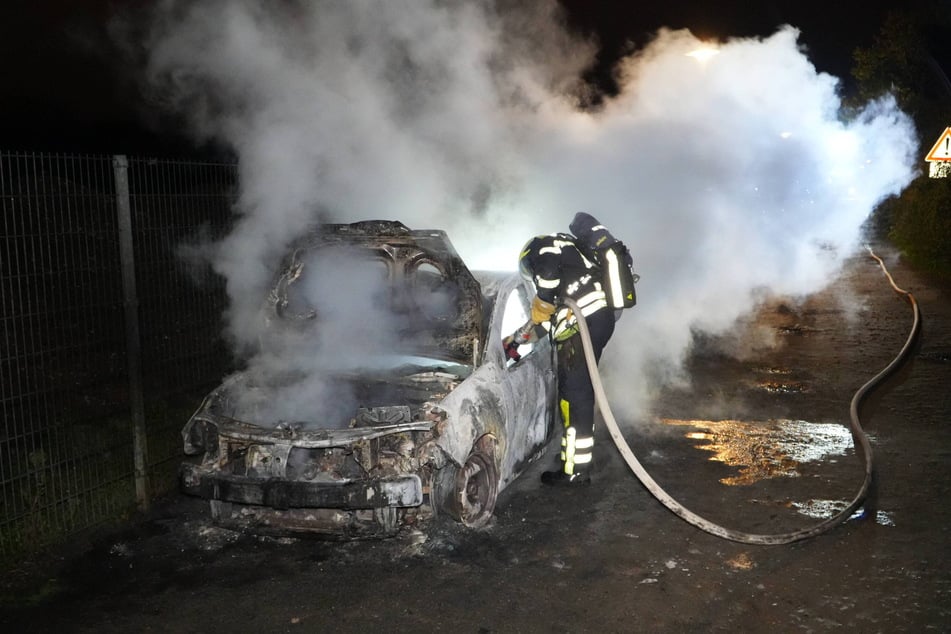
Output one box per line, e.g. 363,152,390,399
113,155,150,511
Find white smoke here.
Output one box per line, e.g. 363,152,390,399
135,1,917,425
138,0,591,348
227,246,421,426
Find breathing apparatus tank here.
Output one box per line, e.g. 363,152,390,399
569,212,637,310
600,241,637,309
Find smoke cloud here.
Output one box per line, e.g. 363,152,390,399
134,0,917,425
226,246,444,427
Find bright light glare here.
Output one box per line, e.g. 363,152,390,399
686,47,720,63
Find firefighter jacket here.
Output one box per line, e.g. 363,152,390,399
523,233,608,341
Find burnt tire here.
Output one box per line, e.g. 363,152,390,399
451,450,499,528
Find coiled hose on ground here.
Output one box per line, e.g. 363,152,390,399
566,246,921,544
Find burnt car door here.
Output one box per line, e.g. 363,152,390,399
482,273,557,489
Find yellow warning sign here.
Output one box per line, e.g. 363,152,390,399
925,127,951,161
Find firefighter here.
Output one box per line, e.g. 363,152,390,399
504,212,633,486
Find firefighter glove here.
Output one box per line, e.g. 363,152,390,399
531,296,556,324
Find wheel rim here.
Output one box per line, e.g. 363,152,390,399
454,451,498,528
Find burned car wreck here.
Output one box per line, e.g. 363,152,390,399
181,220,556,537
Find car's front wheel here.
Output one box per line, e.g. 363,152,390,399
450,449,499,528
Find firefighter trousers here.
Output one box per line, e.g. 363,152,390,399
555,307,615,474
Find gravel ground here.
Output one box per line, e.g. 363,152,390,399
2,242,949,633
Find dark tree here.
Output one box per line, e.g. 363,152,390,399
852,3,951,275
850,4,951,146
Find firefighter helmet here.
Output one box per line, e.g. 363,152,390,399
518,236,544,281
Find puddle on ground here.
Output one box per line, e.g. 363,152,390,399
660,418,860,485
661,418,894,525
793,499,895,526
750,366,807,393
755,380,808,393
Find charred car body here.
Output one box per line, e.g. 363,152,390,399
181,220,556,537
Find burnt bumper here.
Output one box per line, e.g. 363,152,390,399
180,462,423,510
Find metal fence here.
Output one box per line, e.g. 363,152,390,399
0,152,237,563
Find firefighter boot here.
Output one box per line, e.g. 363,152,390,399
541,425,591,486
541,468,590,486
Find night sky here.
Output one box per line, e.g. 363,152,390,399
0,0,918,156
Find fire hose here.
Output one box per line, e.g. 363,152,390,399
565,246,921,544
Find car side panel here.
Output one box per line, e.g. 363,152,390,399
434,274,555,488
